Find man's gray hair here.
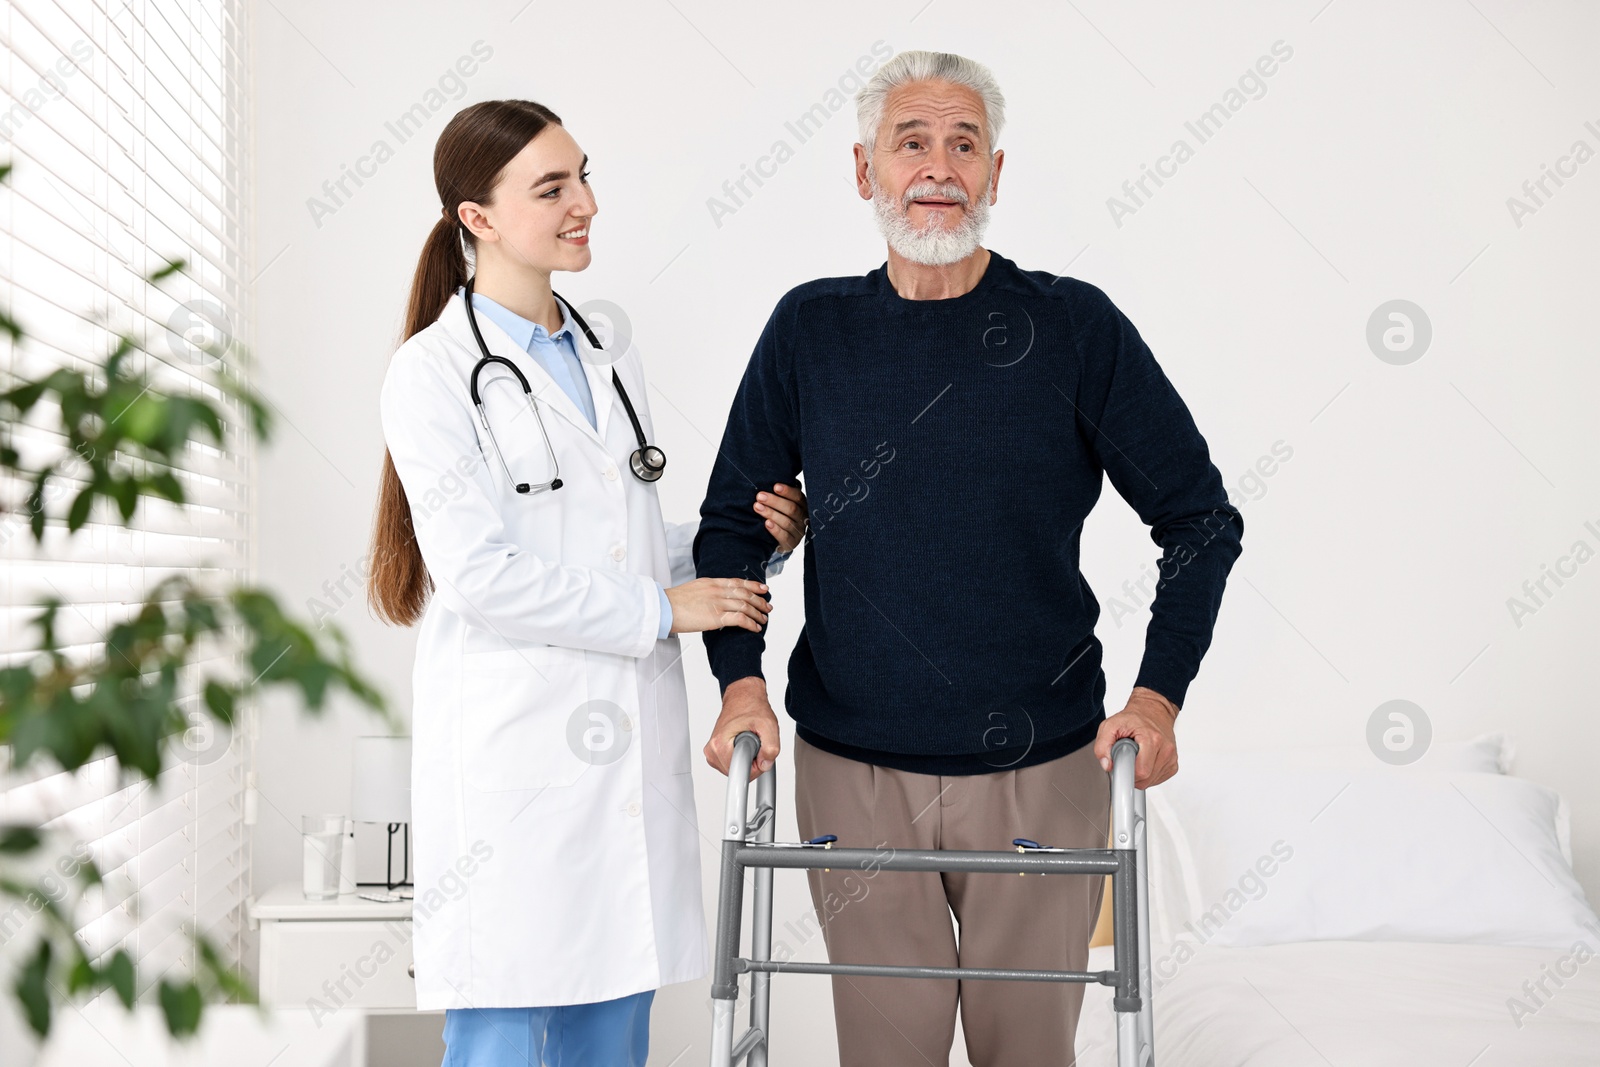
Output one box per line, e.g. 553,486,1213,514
855,50,1006,157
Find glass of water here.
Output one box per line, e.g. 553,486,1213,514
302,814,346,901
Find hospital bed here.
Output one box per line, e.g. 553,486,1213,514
1073,734,1600,1065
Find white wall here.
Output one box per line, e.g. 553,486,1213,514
251,1,1600,1063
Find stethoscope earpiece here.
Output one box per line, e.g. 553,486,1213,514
464,278,665,493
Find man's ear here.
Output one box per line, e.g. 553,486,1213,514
988,148,1005,204
853,144,873,200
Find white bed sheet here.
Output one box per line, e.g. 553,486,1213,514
1075,939,1600,1066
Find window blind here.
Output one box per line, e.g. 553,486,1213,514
0,0,253,1001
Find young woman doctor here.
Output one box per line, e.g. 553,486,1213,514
367,100,807,1067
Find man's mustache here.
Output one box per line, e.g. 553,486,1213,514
901,182,970,210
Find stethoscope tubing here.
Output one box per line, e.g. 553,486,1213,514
462,277,665,491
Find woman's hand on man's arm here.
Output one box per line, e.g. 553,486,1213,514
755,482,807,554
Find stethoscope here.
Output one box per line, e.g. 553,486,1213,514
463,277,666,494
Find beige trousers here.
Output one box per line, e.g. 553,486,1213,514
792,734,1111,1067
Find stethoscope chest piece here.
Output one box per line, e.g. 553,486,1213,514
630,443,666,482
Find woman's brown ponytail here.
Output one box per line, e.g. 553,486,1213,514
367,100,562,625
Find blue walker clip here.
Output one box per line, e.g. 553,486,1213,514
1013,837,1066,873
806,834,837,871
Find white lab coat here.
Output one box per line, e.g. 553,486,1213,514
379,290,709,1010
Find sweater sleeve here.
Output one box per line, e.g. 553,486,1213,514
694,298,804,693
1071,287,1244,709
670,517,791,584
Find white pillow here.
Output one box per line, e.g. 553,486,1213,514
1146,762,1596,950
1140,732,1514,946
1431,731,1515,774
1167,731,1513,775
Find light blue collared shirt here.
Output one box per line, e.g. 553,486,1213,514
461,286,674,639
464,286,597,428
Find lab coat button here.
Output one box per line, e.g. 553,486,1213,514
603,465,619,481
626,802,641,817
610,544,626,561
621,715,633,731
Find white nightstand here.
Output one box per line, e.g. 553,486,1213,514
248,882,421,1012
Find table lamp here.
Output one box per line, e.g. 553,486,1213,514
351,735,412,890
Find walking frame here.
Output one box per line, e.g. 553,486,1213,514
709,732,1156,1066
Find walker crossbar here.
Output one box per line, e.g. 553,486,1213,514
708,731,1156,1067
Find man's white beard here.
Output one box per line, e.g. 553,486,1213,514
870,167,993,266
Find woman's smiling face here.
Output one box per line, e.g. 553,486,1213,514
474,123,598,275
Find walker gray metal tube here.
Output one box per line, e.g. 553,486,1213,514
709,731,1154,1067
709,836,745,1067
709,733,761,1067
737,844,1119,875
1135,788,1154,1058
1111,737,1155,1067
746,763,776,1067
739,959,1114,983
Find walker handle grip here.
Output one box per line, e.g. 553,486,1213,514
1109,737,1141,804
730,729,762,773
721,730,764,841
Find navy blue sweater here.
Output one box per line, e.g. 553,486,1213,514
694,251,1243,775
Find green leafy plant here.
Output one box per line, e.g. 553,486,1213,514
0,162,390,1041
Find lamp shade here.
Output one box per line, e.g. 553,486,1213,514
351,736,412,824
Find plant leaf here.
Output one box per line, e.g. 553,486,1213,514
105,951,135,1008
148,258,186,282
14,940,53,1037
158,979,202,1038
203,681,235,724
0,826,42,853
66,488,95,532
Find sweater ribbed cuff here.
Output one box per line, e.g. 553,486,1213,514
708,634,766,696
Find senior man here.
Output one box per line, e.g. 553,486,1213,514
694,50,1244,1066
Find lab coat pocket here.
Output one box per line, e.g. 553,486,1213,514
650,639,693,776
459,644,588,791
